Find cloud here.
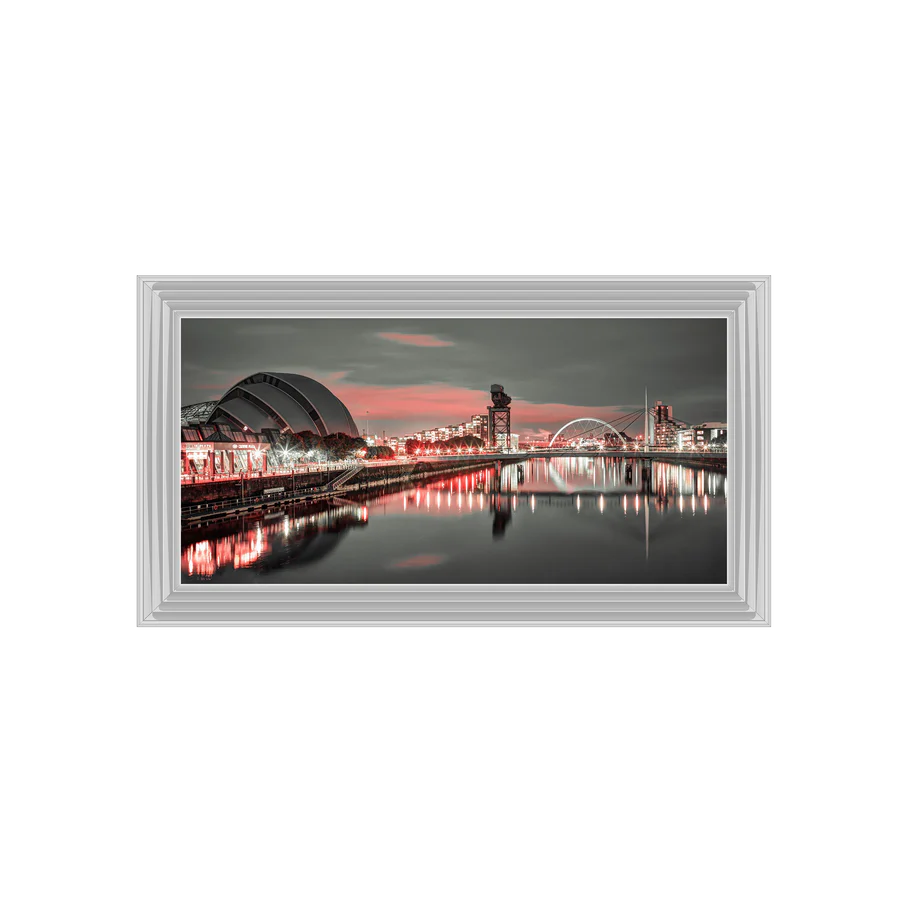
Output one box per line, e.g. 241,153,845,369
388,554,447,569
377,332,454,348
307,373,636,439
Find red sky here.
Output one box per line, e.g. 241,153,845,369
312,372,631,440
182,318,727,438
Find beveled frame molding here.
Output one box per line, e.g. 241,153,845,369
138,277,770,626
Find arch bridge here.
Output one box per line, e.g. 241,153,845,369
548,417,629,449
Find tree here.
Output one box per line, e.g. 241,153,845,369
444,435,483,452
293,430,324,457
323,432,367,460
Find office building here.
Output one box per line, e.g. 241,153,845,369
653,400,677,449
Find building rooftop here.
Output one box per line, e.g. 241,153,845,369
183,372,359,437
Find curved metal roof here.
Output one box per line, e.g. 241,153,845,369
209,372,359,438
180,400,218,426
212,395,273,433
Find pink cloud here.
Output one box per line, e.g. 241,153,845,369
389,554,447,569
312,375,634,439
377,332,454,348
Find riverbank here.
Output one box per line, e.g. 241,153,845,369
182,453,525,526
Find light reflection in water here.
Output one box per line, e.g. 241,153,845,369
182,504,363,579
234,523,267,569
182,457,727,582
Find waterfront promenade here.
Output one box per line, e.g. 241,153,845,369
182,450,726,527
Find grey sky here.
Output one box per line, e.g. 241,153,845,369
182,317,726,437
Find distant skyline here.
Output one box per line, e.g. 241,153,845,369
181,318,727,439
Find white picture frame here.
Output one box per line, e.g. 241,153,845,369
138,277,770,626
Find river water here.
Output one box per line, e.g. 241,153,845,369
181,456,727,585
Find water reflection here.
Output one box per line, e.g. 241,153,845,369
182,457,727,584
183,501,368,579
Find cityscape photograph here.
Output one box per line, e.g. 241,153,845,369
180,317,728,584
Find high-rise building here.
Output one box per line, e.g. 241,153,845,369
470,414,488,441
653,400,677,448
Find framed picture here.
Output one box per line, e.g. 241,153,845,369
138,277,769,625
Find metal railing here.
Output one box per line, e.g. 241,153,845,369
326,464,365,490
180,459,359,485
182,478,346,516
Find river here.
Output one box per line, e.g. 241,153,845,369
181,456,727,585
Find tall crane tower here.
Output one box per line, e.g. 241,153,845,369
487,384,512,451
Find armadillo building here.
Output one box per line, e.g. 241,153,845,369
204,372,359,437
181,372,360,479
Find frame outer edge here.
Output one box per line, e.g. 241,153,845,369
138,277,769,626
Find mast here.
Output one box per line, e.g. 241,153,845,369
644,386,649,451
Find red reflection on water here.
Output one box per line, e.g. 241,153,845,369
389,554,447,569
234,525,268,569
183,458,727,580
186,541,215,577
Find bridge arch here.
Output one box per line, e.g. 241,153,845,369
548,417,628,449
